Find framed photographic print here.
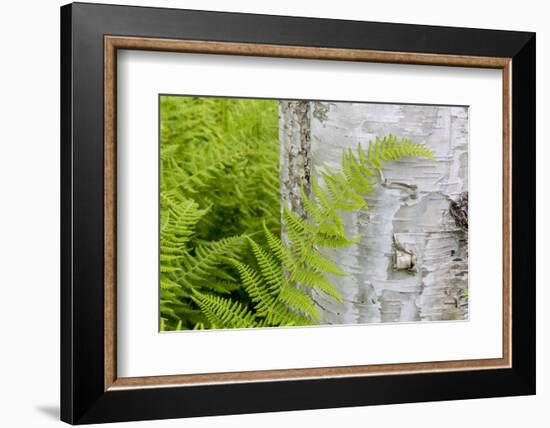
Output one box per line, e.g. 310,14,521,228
60,2,536,424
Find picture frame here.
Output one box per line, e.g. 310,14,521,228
60,2,535,424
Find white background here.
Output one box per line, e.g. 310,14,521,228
118,51,502,377
0,0,545,427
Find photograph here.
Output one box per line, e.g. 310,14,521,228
159,95,469,331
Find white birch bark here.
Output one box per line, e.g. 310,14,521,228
280,101,469,325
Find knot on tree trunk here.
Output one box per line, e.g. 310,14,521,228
449,192,468,233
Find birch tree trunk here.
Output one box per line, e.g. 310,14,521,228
279,101,312,220
280,101,469,325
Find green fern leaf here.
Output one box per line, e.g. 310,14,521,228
191,292,257,329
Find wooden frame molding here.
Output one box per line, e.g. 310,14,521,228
104,35,513,391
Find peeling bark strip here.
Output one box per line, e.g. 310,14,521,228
280,101,469,324
279,101,312,218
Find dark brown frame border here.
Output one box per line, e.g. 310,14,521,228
104,36,512,391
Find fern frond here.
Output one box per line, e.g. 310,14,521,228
246,237,282,294
233,261,281,319
358,134,434,170
191,292,257,329
291,268,343,303
178,236,246,288
297,248,347,276
279,284,320,320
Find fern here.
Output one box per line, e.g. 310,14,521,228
160,96,281,241
233,233,319,326
160,192,209,253
191,292,258,329
159,96,281,330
